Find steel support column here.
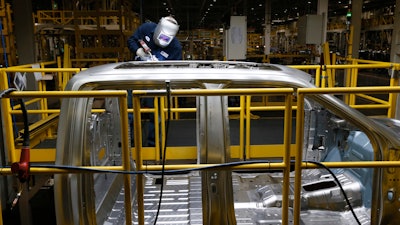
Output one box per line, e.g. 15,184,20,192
351,0,362,59
197,84,236,225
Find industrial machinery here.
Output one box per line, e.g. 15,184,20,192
52,61,400,225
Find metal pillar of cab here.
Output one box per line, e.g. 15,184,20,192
197,83,236,225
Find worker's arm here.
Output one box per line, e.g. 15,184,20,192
127,22,156,56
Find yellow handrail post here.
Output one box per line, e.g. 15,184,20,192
118,93,132,225
160,96,167,162
281,91,293,225
173,96,179,119
316,66,321,88
239,95,245,160
321,65,327,88
133,94,145,225
344,66,352,104
322,42,333,87
331,53,337,86
349,60,359,106
39,62,49,120
388,66,399,118
154,97,161,162
245,95,251,159
57,56,63,90
294,91,305,225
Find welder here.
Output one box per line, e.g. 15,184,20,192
127,16,182,146
127,16,182,61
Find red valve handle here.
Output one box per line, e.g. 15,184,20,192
11,146,30,183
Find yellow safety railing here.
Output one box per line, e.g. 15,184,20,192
137,90,298,163
289,61,399,118
1,61,399,164
1,87,400,225
334,57,399,117
0,66,82,162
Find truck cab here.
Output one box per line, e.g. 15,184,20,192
54,61,400,225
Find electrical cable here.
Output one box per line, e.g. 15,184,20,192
153,80,172,225
1,88,31,209
5,159,362,223
0,88,362,225
0,88,29,146
0,88,17,98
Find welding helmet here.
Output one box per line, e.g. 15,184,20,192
153,16,179,47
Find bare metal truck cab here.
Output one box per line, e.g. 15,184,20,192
54,61,400,225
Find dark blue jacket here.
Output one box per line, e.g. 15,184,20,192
127,22,182,60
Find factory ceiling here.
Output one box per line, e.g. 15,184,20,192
28,0,396,32
131,0,396,32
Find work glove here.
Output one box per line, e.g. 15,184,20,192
150,55,159,61
136,48,151,61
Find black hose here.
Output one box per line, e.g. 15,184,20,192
153,81,172,225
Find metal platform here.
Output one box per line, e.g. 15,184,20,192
100,169,370,225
